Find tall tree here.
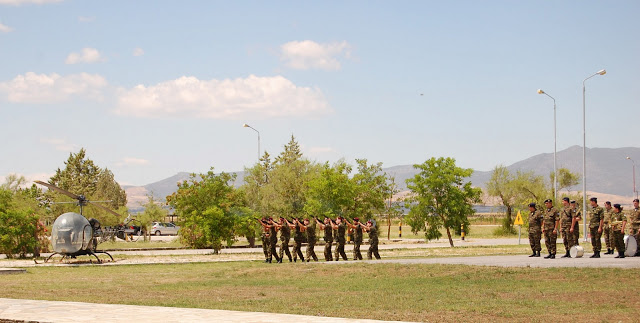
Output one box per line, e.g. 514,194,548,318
551,167,580,194
46,149,127,225
350,159,391,221
304,160,354,219
405,157,481,247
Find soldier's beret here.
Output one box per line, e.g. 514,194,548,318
590,197,597,202
634,199,639,203
605,201,611,205
562,197,570,202
544,199,552,203
570,200,576,204
353,217,359,221
528,203,536,208
613,203,621,209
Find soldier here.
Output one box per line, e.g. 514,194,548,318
274,217,292,263
362,219,381,259
332,217,348,261
527,202,543,257
267,217,280,263
610,204,627,258
570,200,581,244
315,217,333,261
299,218,318,262
602,201,614,254
258,217,271,262
587,197,605,258
542,199,559,259
560,197,576,258
347,217,364,260
289,218,305,262
630,199,640,257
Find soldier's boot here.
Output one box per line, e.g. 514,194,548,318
535,251,541,257
561,250,570,258
605,248,612,254
544,254,552,259
614,251,624,258
550,253,555,259
634,250,640,257
590,251,600,258
529,251,536,257
267,257,272,263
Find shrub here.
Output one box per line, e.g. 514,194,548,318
0,210,40,258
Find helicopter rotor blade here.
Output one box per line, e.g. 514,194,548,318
35,181,81,200
88,201,123,218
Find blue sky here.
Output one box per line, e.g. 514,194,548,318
1,0,638,186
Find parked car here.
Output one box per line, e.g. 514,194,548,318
150,222,180,236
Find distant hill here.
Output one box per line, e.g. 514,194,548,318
125,146,640,209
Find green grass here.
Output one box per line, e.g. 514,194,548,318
98,239,185,250
1,261,637,322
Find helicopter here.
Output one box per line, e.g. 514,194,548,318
35,180,123,264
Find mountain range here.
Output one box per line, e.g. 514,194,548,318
124,146,640,209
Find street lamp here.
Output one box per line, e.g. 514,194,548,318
581,69,606,241
627,157,638,199
243,123,260,160
537,89,557,204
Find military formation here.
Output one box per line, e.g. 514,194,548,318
528,197,640,259
257,216,381,263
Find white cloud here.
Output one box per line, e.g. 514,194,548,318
0,23,13,33
0,0,63,6
116,157,150,167
280,40,351,70
115,75,333,119
0,72,107,103
132,47,144,57
78,16,95,23
40,138,78,152
65,47,105,64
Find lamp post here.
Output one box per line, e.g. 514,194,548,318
627,157,638,199
581,69,606,241
243,123,260,160
537,89,557,204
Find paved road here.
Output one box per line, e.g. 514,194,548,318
0,298,410,323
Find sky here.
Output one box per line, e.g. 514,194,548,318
1,0,639,187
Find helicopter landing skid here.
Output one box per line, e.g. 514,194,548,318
42,250,114,264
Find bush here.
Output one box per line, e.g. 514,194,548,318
0,210,40,258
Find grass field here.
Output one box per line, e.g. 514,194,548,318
1,261,638,322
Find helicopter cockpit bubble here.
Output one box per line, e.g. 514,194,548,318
51,212,92,254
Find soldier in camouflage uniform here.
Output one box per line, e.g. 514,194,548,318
347,218,364,260
542,199,559,259
630,199,640,256
316,217,333,261
527,202,543,257
300,218,318,262
362,219,381,260
258,217,271,262
602,201,614,254
290,218,305,262
333,217,348,261
267,218,280,263
587,197,605,258
275,217,292,262
560,197,576,258
611,204,627,258
570,200,581,244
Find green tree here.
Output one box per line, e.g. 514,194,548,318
166,168,240,253
46,149,127,225
350,159,391,221
304,160,355,219
137,194,167,241
405,157,481,247
551,167,580,194
487,166,549,235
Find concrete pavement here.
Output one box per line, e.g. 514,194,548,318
0,298,410,323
